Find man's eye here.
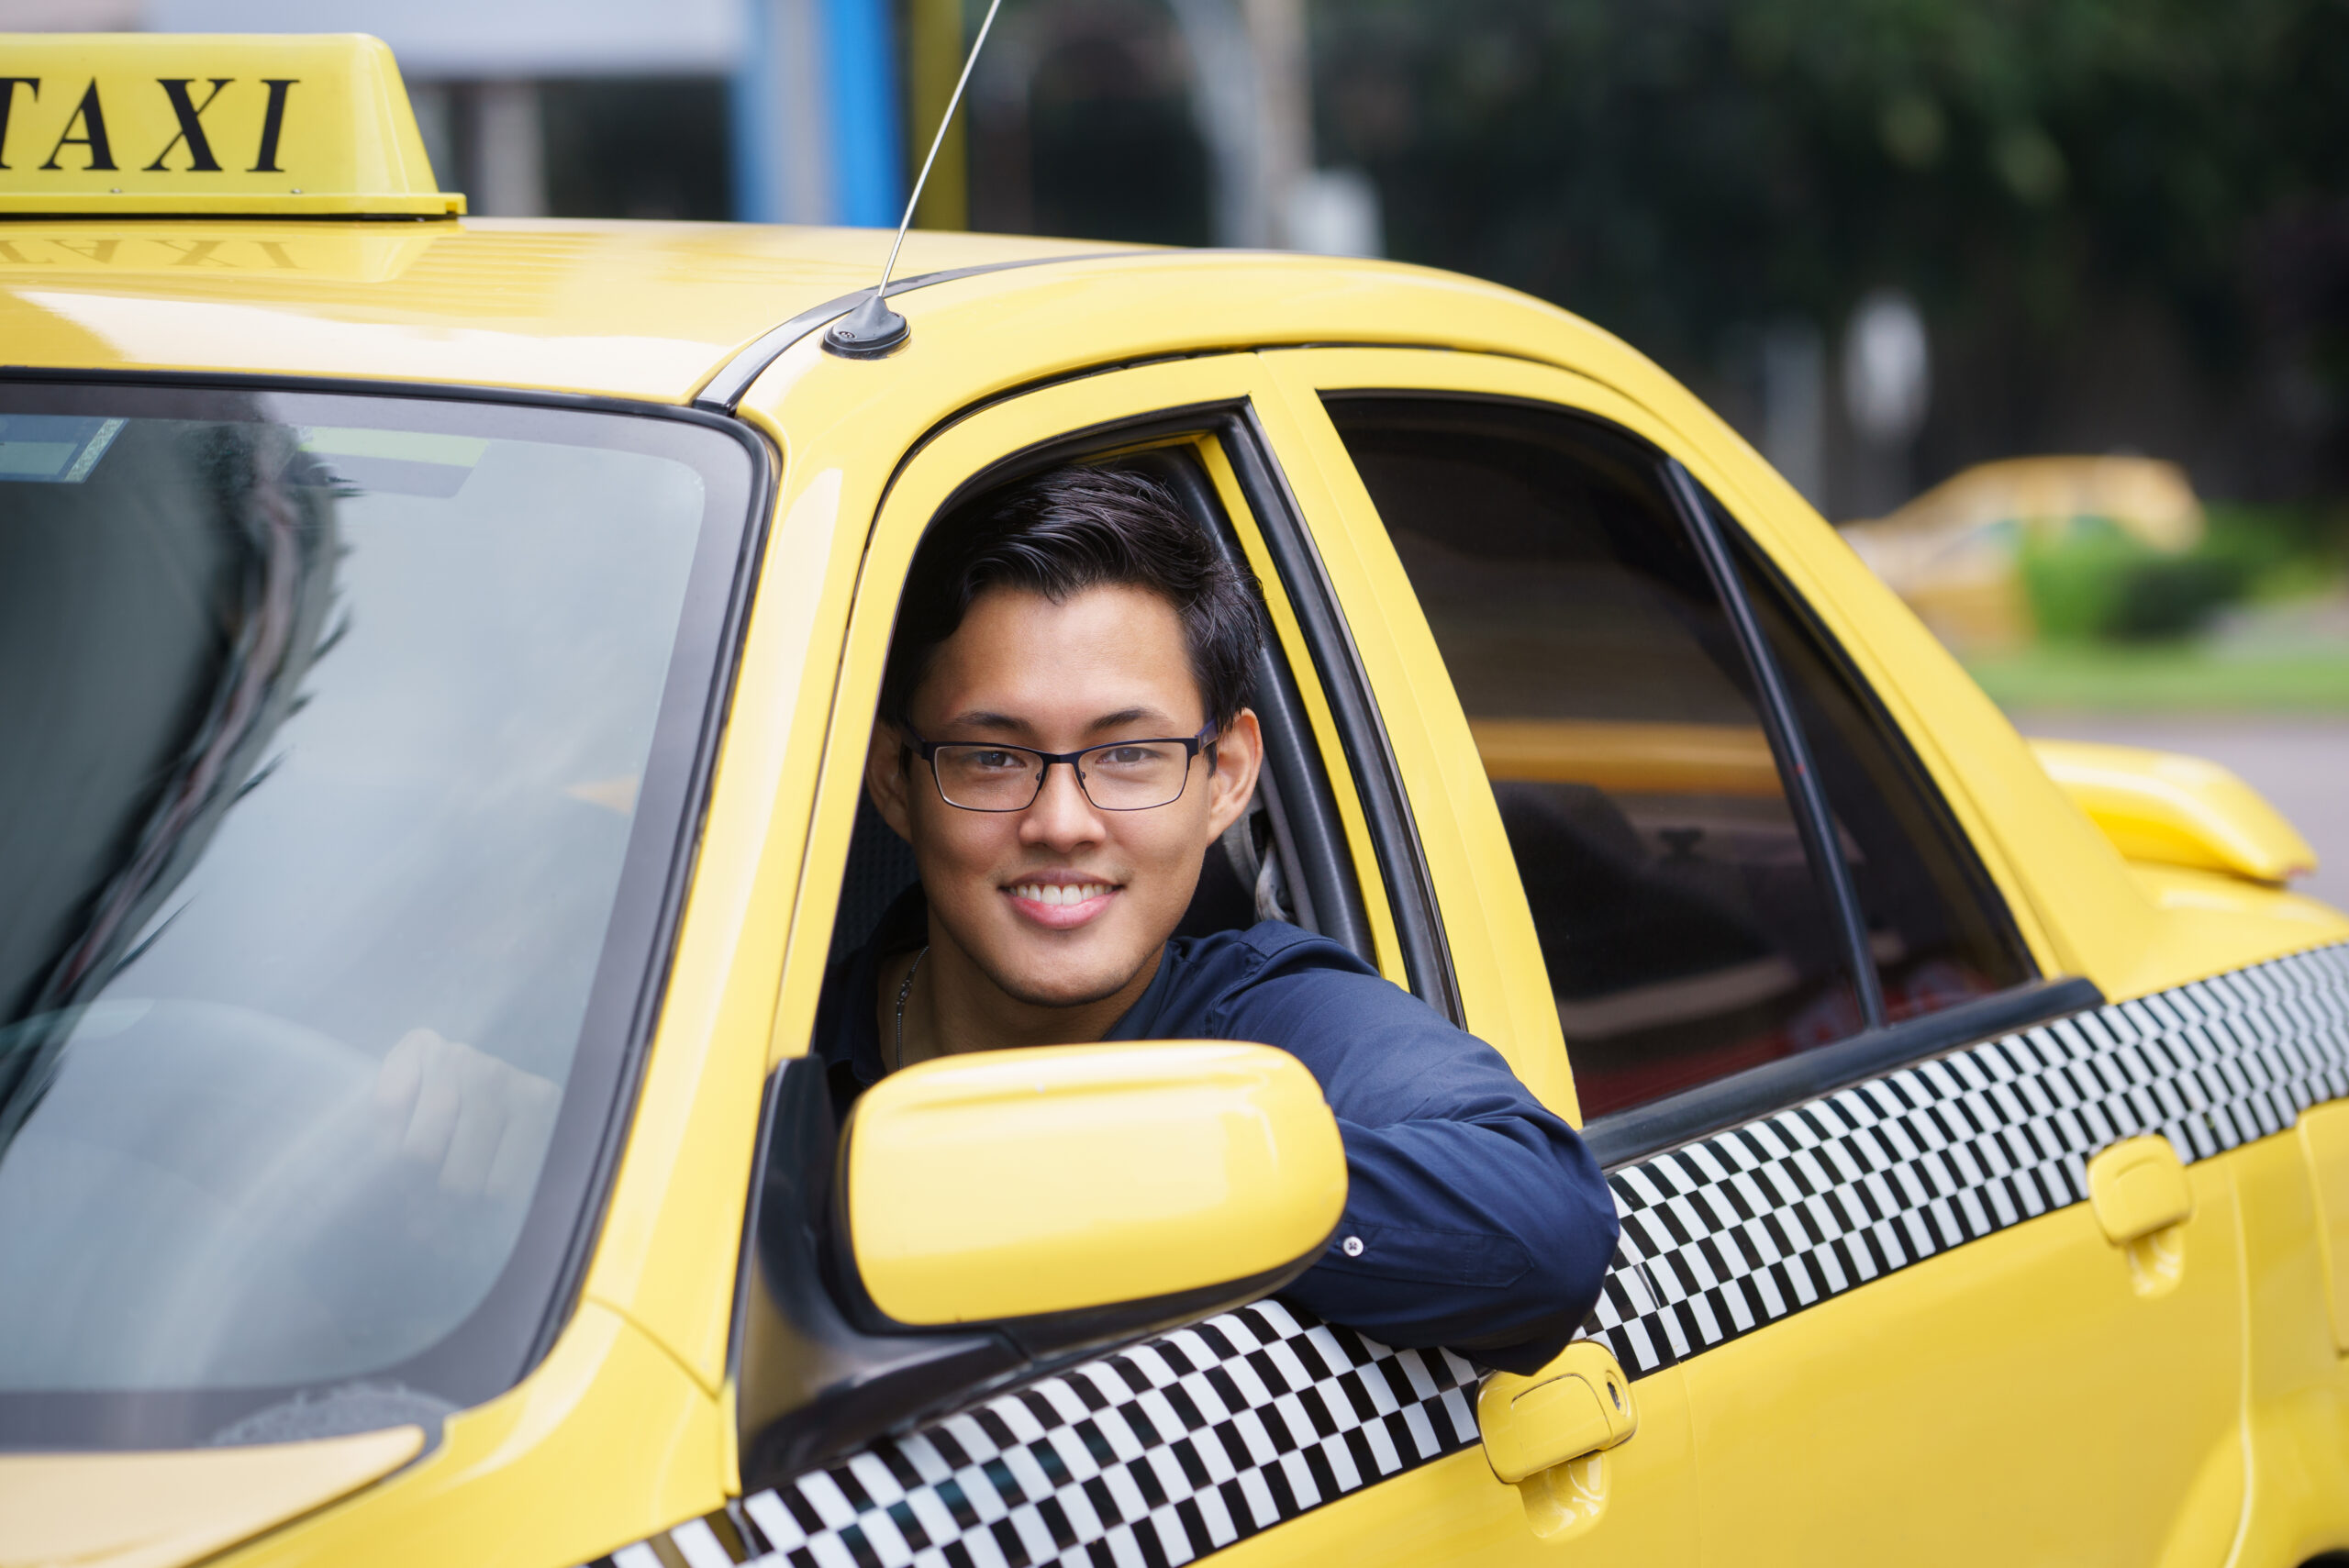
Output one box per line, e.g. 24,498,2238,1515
966,750,1027,772
1097,745,1170,767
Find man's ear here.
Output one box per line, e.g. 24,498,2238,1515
865,721,918,844
1202,708,1264,842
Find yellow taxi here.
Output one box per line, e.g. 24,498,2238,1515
6,32,2349,1568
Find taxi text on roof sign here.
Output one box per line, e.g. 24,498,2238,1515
0,34,462,217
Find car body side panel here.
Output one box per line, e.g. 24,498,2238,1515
2235,1130,2349,1562
1573,940,2349,1565
608,1356,1703,1568
81,244,2333,1567
1682,1160,2243,1565
594,928,2349,1568
1204,1368,1700,1568
573,940,2349,1568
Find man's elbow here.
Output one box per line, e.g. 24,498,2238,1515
1455,1153,1621,1374
1532,1184,1620,1330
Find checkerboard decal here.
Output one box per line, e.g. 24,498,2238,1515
588,941,2349,1567
591,1300,1480,1568
1586,941,2349,1377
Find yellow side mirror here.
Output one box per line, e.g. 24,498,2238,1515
2030,737,2317,884
842,1040,1348,1326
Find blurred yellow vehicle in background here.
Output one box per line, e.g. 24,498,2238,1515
1840,454,2206,651
6,33,2349,1568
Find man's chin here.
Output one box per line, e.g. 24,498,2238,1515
989,967,1145,1012
977,940,1157,1013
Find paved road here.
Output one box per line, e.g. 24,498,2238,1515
2011,714,2349,913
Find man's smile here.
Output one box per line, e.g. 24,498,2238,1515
1003,872,1122,929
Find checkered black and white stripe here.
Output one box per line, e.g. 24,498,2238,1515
590,1300,1479,1568
590,941,2349,1568
1586,940,2349,1377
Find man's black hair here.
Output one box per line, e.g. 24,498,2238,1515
880,463,1264,731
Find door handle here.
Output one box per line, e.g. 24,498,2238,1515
1478,1340,1637,1485
2087,1134,2193,1245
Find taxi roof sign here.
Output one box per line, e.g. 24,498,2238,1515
0,34,463,217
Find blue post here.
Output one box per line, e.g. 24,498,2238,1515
729,0,789,223
822,0,904,227
729,0,901,226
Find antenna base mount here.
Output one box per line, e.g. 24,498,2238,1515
822,290,910,360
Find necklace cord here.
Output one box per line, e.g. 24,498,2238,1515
891,945,930,1073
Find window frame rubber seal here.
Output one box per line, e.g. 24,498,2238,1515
1220,404,1465,1023
1664,455,1889,1033
1583,973,2105,1168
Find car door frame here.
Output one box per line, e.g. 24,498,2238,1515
1254,348,2099,1156
708,339,1709,1568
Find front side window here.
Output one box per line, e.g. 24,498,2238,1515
0,385,757,1448
1324,395,1866,1117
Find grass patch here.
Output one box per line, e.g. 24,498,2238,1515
1965,641,2349,713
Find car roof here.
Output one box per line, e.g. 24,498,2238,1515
0,216,1694,449
0,220,1130,404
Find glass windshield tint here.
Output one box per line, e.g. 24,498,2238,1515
0,384,756,1449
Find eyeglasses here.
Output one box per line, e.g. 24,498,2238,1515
905,723,1219,812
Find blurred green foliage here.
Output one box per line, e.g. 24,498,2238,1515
2019,505,2340,642
1310,0,2349,486
2020,526,2244,642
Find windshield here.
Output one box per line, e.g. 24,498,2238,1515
0,384,759,1450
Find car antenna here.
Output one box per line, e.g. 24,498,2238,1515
823,0,1007,359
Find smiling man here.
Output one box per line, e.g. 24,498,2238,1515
816,463,1618,1373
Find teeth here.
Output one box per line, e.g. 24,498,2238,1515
1013,883,1108,906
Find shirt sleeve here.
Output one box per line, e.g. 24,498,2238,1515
1207,929,1620,1375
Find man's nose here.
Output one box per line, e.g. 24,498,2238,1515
1019,760,1106,847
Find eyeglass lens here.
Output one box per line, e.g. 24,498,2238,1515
931,740,1195,811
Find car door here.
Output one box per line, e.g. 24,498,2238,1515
582,351,1698,1568
1256,346,2250,1566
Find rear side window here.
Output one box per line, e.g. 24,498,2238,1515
1324,394,2030,1123
1323,396,1866,1116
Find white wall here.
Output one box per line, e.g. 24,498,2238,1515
142,0,744,79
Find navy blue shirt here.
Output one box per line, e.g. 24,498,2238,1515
817,895,1620,1374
